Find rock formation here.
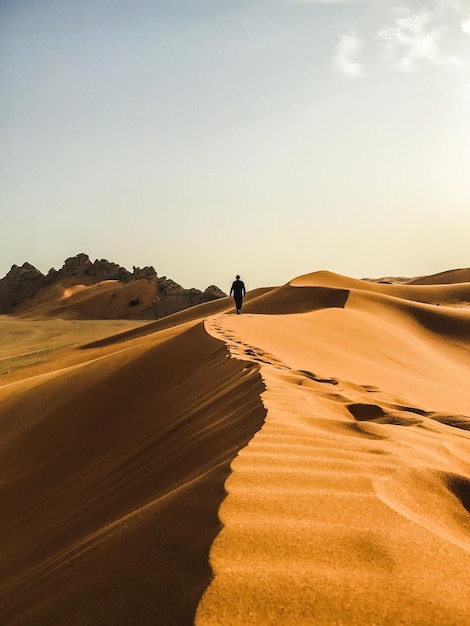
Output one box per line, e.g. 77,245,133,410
203,285,227,301
0,262,45,311
0,254,226,319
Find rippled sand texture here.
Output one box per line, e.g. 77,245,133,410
199,271,470,626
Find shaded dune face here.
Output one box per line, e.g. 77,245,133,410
243,285,350,315
0,323,266,625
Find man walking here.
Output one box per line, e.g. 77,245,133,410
230,275,246,314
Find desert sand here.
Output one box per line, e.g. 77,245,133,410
1,270,469,625
10,277,159,320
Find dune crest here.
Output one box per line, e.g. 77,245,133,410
0,320,266,625
407,268,470,285
291,270,470,307
198,272,470,625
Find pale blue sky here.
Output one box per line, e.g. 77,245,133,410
1,0,469,291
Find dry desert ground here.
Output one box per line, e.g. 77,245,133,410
1,270,470,625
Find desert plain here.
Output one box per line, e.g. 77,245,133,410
1,268,470,625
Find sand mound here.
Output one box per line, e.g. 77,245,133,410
291,270,470,307
1,269,470,625
15,278,158,320
0,321,265,625
407,268,470,285
198,273,470,625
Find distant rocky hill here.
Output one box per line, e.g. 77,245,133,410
0,253,226,319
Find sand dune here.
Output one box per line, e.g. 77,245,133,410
198,274,470,625
0,321,265,625
14,277,158,320
1,269,469,624
406,267,470,285
291,270,470,305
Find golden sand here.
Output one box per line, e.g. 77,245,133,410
1,270,469,624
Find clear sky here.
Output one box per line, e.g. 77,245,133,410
1,0,469,291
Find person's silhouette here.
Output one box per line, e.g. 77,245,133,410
230,275,246,314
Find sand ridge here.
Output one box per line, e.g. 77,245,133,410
290,269,470,303
198,276,470,625
0,318,266,625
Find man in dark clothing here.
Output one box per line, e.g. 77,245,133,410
230,275,246,314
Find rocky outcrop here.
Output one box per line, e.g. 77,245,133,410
45,253,131,283
0,254,226,318
131,266,158,281
0,263,45,312
152,278,228,319
203,285,227,302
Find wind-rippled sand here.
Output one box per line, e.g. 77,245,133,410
1,270,469,624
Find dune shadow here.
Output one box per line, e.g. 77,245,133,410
244,286,350,315
429,413,470,431
0,324,267,626
298,370,339,385
347,403,387,421
445,475,470,515
347,403,422,427
393,405,430,417
341,421,385,440
409,304,470,342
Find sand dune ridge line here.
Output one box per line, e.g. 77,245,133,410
199,279,470,625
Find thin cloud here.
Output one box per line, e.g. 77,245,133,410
334,32,364,77
377,7,463,73
462,18,470,36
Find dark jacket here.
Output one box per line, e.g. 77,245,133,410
230,280,246,298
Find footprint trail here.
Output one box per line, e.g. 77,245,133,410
199,314,470,625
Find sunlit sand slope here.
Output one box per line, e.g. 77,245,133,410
407,268,470,285
13,277,157,320
0,322,265,625
199,272,470,625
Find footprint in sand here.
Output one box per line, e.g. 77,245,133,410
205,315,290,371
347,403,423,427
298,370,339,385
